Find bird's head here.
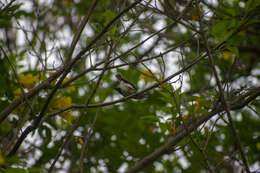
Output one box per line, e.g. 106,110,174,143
115,73,123,81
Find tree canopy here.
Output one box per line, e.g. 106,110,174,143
0,0,260,172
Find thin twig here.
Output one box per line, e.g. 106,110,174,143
48,40,115,172
7,0,141,157
79,109,99,173
196,0,250,172
67,0,99,61
125,87,260,173
48,60,110,172
0,0,16,12
0,46,34,114
59,33,195,89
189,135,215,173
0,0,142,125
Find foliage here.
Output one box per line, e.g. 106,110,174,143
0,0,260,172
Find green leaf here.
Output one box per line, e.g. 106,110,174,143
174,87,182,106
227,46,239,57
28,167,43,173
103,10,115,26
245,0,260,13
159,122,170,134
5,168,28,173
141,115,160,122
38,125,52,145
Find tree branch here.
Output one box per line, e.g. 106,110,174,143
197,1,250,171
125,86,260,173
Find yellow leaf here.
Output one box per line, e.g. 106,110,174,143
62,77,70,84
192,13,198,21
18,73,39,89
256,142,260,151
76,136,84,145
60,110,73,126
0,154,5,166
170,126,176,136
62,77,76,91
140,69,162,83
67,86,76,91
192,8,203,21
52,94,72,110
35,72,45,81
222,51,233,60
195,98,204,113
196,98,204,105
182,114,189,121
147,125,154,133
13,88,22,96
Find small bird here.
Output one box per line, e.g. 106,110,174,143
112,73,145,99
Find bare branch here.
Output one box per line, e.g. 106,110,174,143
125,86,260,173
196,1,250,171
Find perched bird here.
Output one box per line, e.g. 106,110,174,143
112,73,145,99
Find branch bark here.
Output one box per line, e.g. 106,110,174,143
7,0,142,157
125,86,260,173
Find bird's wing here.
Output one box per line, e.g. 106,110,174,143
116,73,137,90
120,78,137,90
119,81,137,93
